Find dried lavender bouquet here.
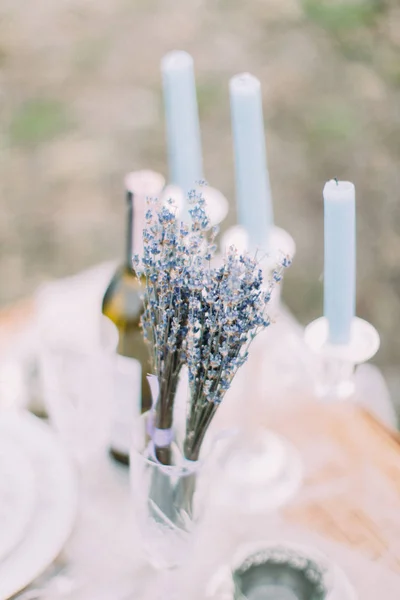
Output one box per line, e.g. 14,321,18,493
137,190,290,465
184,229,291,460
135,191,290,530
184,247,290,461
135,191,216,465
177,195,290,517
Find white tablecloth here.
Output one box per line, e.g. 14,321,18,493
1,262,398,599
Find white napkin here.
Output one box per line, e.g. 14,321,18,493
34,261,117,346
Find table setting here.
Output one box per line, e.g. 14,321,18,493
1,49,400,600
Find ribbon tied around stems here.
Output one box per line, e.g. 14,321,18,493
146,373,239,463
146,374,173,449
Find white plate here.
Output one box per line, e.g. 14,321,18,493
0,410,77,600
0,436,36,563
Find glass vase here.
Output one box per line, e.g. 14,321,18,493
129,412,209,570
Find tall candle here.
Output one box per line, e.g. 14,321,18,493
229,73,273,253
323,180,356,345
161,51,203,205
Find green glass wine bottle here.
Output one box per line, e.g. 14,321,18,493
102,171,165,465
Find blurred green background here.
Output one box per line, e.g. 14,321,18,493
1,0,399,403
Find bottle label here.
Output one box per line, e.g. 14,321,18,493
110,355,141,456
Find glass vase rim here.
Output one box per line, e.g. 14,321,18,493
130,436,205,477
131,410,228,475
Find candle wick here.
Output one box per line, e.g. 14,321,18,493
334,178,338,186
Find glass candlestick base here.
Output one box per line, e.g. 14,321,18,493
201,185,229,227
266,226,296,264
214,430,302,515
265,226,296,312
220,225,295,312
304,317,380,400
161,184,229,227
221,225,296,265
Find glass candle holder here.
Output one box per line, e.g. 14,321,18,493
220,225,295,315
161,184,229,227
213,429,302,516
304,317,380,400
264,226,296,312
206,541,357,600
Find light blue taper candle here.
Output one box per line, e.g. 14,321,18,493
161,51,203,209
230,73,273,252
323,180,356,345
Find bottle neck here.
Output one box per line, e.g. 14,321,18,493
125,191,135,272
125,190,147,271
124,170,165,271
